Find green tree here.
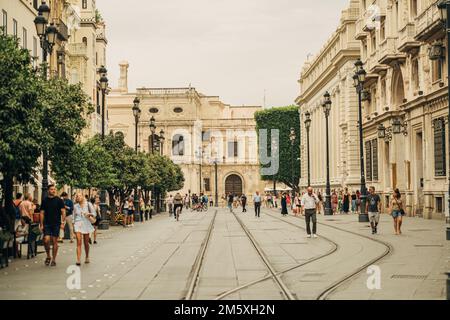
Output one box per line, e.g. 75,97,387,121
0,33,44,231
254,105,300,191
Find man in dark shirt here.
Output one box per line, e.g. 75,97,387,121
241,194,247,212
40,185,66,266
366,186,381,235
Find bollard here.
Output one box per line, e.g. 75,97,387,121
447,227,450,241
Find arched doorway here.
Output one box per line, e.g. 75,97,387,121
225,174,243,195
392,66,405,107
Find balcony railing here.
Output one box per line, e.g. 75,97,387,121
415,2,443,42
398,22,421,53
67,43,87,56
379,37,406,65
136,87,195,95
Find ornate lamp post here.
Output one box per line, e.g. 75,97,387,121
304,111,312,187
34,1,57,203
98,66,109,229
159,129,165,155
132,97,141,221
353,59,369,222
149,115,157,210
289,127,296,201
322,91,332,216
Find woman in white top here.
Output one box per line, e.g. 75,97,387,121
73,193,96,265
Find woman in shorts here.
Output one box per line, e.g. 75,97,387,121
390,188,405,235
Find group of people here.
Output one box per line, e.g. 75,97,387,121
11,185,103,267
119,197,153,227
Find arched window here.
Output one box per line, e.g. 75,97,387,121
172,134,184,156
82,37,87,46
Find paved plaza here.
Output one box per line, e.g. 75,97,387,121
0,207,448,300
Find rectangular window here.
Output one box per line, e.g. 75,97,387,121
432,59,442,82
372,139,378,181
82,0,88,9
202,131,210,142
33,0,39,10
380,18,386,41
370,31,376,53
436,197,443,213
2,10,7,34
13,19,17,39
204,178,211,192
410,0,418,19
434,118,446,177
22,28,27,49
228,141,238,158
412,58,419,91
365,140,372,181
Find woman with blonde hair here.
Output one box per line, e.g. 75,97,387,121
73,193,96,265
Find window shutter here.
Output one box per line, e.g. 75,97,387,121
372,139,378,180
434,118,446,177
365,140,372,181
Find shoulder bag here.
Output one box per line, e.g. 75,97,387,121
393,197,405,216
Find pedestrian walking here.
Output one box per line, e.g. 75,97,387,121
241,194,247,212
366,186,381,234
253,191,262,218
343,187,350,214
122,199,129,227
60,192,74,243
73,193,96,265
168,195,174,217
280,193,288,216
227,192,234,213
356,190,361,213
13,193,23,230
301,187,319,238
90,196,100,244
331,190,338,214
351,191,357,213
40,185,66,267
128,197,135,227
173,193,183,220
294,193,301,216
209,195,213,207
317,192,324,215
184,194,190,210
390,188,405,235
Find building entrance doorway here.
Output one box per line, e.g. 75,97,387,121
225,174,243,196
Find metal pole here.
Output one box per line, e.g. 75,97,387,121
134,117,139,221
214,161,218,207
307,127,311,187
358,84,369,222
98,88,109,229
41,47,48,203
291,142,295,201
325,113,332,215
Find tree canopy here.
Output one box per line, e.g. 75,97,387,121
254,105,300,191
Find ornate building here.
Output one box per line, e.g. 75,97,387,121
108,62,269,199
296,0,361,192
355,0,447,220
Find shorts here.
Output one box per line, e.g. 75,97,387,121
44,224,60,238
368,212,380,224
392,210,404,218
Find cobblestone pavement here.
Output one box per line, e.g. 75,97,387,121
0,207,448,300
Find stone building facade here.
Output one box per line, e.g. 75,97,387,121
108,62,269,201
355,0,448,220
296,0,362,192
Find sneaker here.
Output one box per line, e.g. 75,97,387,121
307,234,312,238
313,234,318,238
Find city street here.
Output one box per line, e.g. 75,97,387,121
0,208,448,300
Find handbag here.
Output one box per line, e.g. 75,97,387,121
394,197,405,216
87,203,97,224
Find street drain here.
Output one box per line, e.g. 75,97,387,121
391,275,427,280
414,244,443,248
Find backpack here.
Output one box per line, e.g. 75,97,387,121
13,201,22,220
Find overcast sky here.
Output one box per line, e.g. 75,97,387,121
97,0,350,107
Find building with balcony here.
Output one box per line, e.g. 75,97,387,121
295,0,362,192
107,62,270,199
354,0,448,220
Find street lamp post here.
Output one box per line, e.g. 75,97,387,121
34,1,57,203
132,97,141,221
353,59,369,222
98,66,109,230
437,1,450,241
149,116,156,210
159,129,165,155
322,91,332,216
304,111,312,187
214,159,218,207
289,128,296,201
